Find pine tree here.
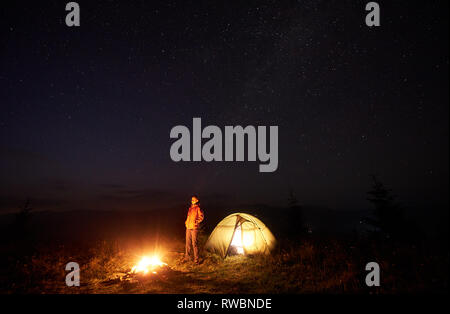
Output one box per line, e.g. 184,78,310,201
288,189,298,208
366,175,404,238
287,189,304,235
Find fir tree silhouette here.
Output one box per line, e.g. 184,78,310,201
287,189,304,236
365,175,404,239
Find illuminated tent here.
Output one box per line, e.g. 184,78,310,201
205,213,276,258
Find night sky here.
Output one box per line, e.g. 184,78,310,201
0,1,448,213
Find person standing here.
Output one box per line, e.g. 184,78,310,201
184,196,204,264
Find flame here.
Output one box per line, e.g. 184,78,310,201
131,255,167,275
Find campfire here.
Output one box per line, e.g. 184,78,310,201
102,254,170,286
131,255,168,275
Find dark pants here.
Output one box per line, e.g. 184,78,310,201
185,229,199,261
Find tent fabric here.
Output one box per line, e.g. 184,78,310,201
204,213,276,258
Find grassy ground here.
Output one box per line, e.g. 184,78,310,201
1,233,447,294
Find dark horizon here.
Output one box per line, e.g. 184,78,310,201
1,1,448,216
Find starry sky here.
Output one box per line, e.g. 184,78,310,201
0,0,448,213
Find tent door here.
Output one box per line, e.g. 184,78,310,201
226,217,248,257
229,224,244,255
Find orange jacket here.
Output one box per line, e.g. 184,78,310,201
185,204,204,229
